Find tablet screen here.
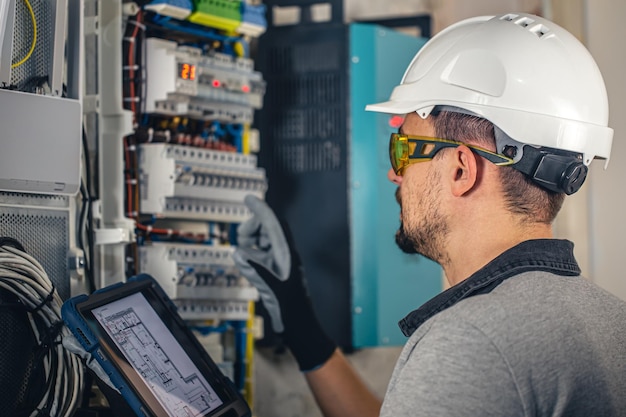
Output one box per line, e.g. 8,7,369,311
68,275,249,417
92,291,223,416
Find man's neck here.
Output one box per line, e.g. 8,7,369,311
442,220,554,287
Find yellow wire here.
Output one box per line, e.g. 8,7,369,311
244,301,255,407
242,124,250,155
12,0,37,69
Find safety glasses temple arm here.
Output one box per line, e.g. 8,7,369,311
406,137,514,166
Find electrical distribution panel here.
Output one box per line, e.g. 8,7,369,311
90,0,269,407
120,12,268,308
1,0,269,414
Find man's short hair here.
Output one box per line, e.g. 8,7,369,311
431,110,565,224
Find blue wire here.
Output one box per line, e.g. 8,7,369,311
230,320,247,391
147,14,243,43
191,324,229,335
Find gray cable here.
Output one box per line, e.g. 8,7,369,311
0,244,84,417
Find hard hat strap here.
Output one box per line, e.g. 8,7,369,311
511,145,588,195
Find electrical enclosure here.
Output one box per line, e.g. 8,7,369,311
256,14,442,348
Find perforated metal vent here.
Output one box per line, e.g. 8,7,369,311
0,193,71,300
275,140,342,173
263,38,345,174
10,0,53,88
255,20,352,348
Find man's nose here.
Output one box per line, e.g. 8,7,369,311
387,168,402,185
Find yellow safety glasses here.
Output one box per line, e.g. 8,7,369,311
389,133,515,175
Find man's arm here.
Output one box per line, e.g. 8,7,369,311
305,349,382,417
232,196,381,416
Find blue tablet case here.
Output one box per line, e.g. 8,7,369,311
62,274,251,417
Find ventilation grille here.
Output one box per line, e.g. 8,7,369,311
268,73,340,108
0,207,70,300
10,0,53,88
271,107,342,140
500,14,551,38
263,39,346,174
267,40,341,74
0,192,69,208
274,140,342,174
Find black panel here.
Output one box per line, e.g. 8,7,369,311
256,20,352,349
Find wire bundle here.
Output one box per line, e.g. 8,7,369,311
0,242,84,417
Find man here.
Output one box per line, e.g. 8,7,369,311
233,13,626,417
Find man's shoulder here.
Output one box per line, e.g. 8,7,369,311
416,270,626,361
390,271,626,417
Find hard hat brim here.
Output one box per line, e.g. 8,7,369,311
365,100,422,115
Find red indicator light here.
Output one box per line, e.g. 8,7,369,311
212,79,221,88
241,85,250,93
388,115,404,128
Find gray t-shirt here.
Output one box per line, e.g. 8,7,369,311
380,272,626,416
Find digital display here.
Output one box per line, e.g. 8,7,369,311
178,62,197,81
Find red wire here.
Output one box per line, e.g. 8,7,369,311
128,12,142,122
124,12,217,244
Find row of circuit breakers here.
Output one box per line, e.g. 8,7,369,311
136,35,267,323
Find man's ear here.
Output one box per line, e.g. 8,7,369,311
447,145,479,197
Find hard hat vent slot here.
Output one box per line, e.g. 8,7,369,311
501,14,519,22
515,17,535,28
501,15,549,38
530,24,550,38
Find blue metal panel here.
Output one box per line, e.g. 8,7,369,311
349,23,442,347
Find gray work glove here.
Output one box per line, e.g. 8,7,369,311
232,195,336,371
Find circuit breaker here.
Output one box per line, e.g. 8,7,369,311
138,242,257,321
137,143,266,220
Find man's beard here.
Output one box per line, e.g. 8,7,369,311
395,218,449,263
394,177,449,264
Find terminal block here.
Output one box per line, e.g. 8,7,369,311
138,143,267,221
146,0,266,37
188,0,242,32
144,0,193,19
238,2,267,37
139,242,258,321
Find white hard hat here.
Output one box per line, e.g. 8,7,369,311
366,13,613,167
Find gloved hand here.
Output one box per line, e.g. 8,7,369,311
232,195,336,372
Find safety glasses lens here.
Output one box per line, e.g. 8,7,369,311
388,133,514,175
390,134,408,173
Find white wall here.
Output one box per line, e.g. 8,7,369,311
345,0,541,32
584,0,626,300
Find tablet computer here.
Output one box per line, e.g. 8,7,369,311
62,274,251,417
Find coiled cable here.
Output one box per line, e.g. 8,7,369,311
0,240,84,417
